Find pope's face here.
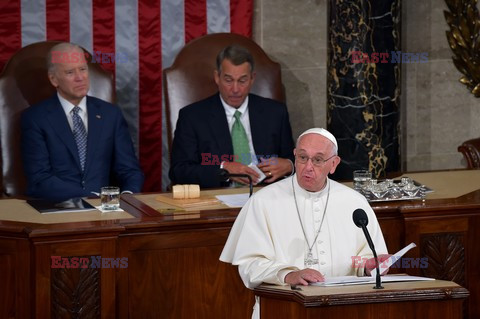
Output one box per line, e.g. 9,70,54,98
48,48,90,105
214,59,255,108
294,134,340,192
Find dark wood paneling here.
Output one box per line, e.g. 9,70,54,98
119,229,254,318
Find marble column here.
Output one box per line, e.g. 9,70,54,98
327,0,401,179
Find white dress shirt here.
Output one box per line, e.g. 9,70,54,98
57,92,88,132
220,95,259,165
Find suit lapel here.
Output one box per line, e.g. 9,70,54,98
207,95,233,154
84,97,104,174
248,95,266,154
46,95,82,169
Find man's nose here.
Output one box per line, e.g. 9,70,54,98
232,81,240,92
74,70,84,80
304,158,315,170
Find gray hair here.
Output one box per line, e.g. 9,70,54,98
47,42,86,74
216,45,255,73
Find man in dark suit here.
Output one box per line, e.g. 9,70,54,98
170,45,294,188
21,42,144,201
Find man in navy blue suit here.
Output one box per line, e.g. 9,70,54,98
170,45,294,188
21,42,144,201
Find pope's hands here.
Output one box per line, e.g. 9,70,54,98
222,161,260,185
284,269,325,286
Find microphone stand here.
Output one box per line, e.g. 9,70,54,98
219,169,253,197
359,224,383,289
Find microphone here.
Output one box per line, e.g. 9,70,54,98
352,208,383,289
219,169,253,197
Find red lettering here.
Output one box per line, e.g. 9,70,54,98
71,52,79,63
60,257,71,268
351,256,362,268
211,155,220,166
51,51,61,64
79,257,89,268
220,154,230,162
370,52,379,63
51,256,62,268
361,53,370,63
201,153,211,165
70,257,79,268
365,258,376,270
351,50,362,63
379,52,389,63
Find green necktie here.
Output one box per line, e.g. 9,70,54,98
231,110,251,165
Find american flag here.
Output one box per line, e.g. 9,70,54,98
0,0,253,191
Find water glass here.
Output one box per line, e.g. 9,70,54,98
353,170,372,191
100,186,120,211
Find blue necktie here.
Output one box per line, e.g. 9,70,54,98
72,106,87,171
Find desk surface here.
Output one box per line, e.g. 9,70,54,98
0,169,478,229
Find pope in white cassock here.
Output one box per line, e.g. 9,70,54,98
220,128,389,318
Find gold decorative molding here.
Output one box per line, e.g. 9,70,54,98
444,0,480,96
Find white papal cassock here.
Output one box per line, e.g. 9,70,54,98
220,175,388,318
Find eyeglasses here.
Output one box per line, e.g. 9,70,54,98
295,154,336,167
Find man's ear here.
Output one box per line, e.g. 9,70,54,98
214,70,220,86
48,72,58,88
329,155,341,174
250,71,256,84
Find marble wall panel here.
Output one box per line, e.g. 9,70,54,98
254,0,479,173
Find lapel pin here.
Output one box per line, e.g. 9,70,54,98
96,114,101,119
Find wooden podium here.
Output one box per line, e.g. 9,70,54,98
254,280,469,319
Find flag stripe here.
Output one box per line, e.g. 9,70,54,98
115,0,140,150
161,0,185,190
207,0,230,34
21,0,46,46
161,0,185,69
230,0,252,36
92,0,115,74
70,0,92,52
138,0,163,191
46,0,69,41
184,0,207,43
0,0,21,70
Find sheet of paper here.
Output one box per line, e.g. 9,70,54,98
216,194,250,207
311,274,434,287
370,242,417,277
248,163,266,183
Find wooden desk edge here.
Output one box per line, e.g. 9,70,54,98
254,281,469,307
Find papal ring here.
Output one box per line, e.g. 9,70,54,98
267,172,272,177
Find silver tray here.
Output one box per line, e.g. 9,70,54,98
357,179,433,203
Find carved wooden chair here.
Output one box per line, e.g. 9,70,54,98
0,41,114,197
458,137,480,169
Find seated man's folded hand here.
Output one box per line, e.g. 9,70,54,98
257,157,293,183
222,161,260,184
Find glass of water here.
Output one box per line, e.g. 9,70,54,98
100,186,120,211
353,170,372,192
